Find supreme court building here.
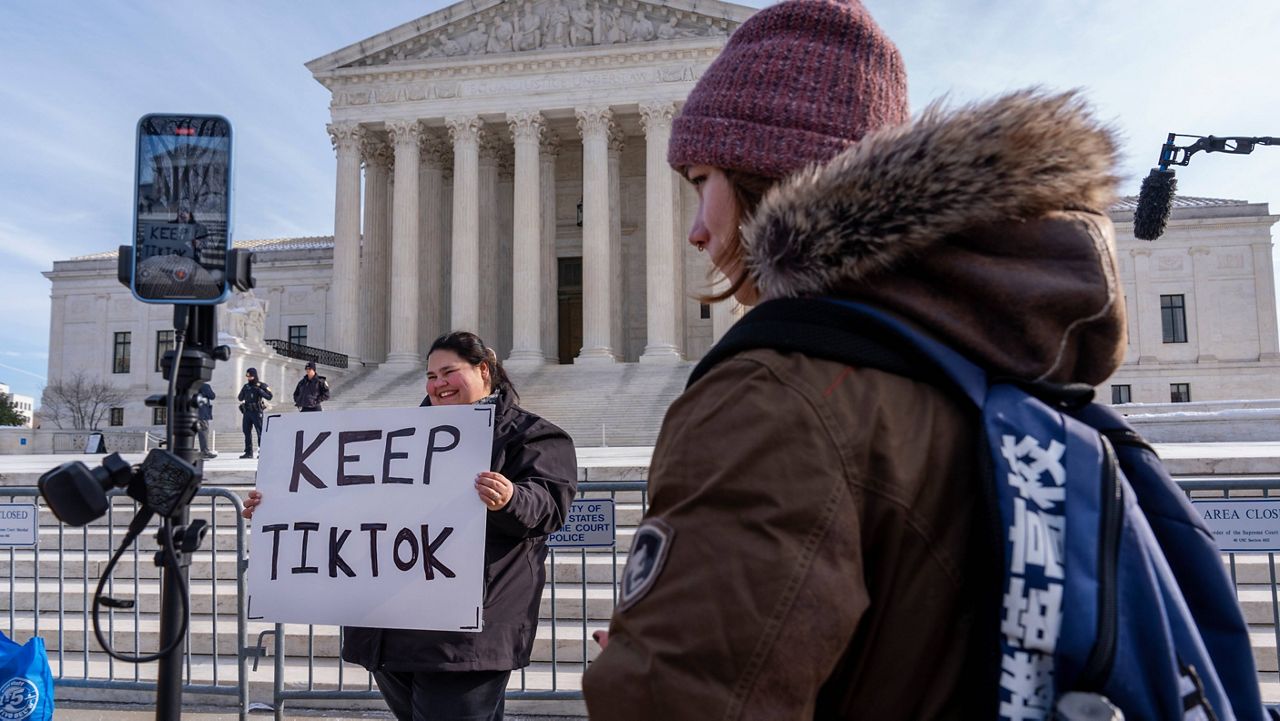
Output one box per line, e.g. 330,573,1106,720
41,0,1280,443
310,0,755,369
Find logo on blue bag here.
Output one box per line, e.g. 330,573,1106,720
0,678,38,720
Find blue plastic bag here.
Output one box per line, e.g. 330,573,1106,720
0,631,54,721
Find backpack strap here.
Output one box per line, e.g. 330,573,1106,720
689,298,988,407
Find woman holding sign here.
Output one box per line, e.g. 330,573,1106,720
244,331,576,721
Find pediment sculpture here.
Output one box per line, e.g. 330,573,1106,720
349,0,736,67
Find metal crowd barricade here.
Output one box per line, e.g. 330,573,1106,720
1176,477,1280,676
258,480,647,720
3,486,249,719
6,476,1276,715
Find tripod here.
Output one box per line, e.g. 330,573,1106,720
151,303,229,719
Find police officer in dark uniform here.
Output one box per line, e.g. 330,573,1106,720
236,367,272,458
292,361,331,412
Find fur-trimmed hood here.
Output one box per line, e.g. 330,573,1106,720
743,90,1127,385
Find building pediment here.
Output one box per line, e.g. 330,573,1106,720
307,0,754,73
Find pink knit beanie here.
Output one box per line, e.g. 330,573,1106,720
668,0,908,179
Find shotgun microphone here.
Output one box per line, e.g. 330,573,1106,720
1133,133,1278,240
1133,168,1177,241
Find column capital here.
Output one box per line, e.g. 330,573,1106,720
360,134,393,170
327,123,364,153
479,131,506,164
1130,247,1153,258
540,131,562,157
1188,246,1211,256
575,106,615,140
608,125,626,155
507,111,547,144
419,133,453,169
386,119,424,149
638,101,677,133
446,115,485,145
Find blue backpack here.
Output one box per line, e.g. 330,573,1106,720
692,298,1266,721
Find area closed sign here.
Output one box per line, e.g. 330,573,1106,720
548,499,615,548
1192,499,1280,552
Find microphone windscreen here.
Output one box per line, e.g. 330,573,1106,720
1133,168,1177,240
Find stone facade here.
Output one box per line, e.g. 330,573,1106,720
1107,197,1280,405
42,239,336,440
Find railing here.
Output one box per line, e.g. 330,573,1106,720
264,339,349,369
5,477,1276,716
3,486,250,719
1176,477,1280,673
49,429,167,454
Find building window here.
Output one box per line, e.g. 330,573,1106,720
152,407,167,426
109,408,124,426
1111,385,1132,404
699,303,711,320
1170,383,1192,403
156,330,175,372
288,325,308,347
112,332,132,374
1161,294,1188,343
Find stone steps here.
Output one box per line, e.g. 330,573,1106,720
324,362,693,447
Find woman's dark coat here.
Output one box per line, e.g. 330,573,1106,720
342,391,578,672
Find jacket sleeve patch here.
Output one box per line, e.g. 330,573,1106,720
618,519,674,612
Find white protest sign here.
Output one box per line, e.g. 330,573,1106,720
1192,499,1280,552
548,499,615,548
0,504,37,546
245,405,494,631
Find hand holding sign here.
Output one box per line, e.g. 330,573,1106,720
475,471,513,510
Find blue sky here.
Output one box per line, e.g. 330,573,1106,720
2,0,1279,404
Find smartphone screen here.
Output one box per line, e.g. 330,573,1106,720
132,114,232,303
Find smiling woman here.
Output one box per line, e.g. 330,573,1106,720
339,329,576,721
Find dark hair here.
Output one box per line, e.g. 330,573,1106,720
427,331,519,401
699,169,778,303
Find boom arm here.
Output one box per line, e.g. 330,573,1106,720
1159,133,1280,170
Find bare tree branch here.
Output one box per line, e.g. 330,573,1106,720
40,372,130,430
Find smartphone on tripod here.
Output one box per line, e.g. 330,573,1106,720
131,114,233,304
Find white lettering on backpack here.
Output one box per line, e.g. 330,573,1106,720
999,433,1068,720
999,650,1054,720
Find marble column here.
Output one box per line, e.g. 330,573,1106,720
507,111,546,364
540,133,561,362
478,132,503,348
327,123,363,360
446,116,484,333
358,135,393,364
419,134,451,356
608,127,625,359
639,101,682,362
385,120,423,368
1130,247,1158,363
1188,246,1215,362
1252,242,1280,359
575,106,617,363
